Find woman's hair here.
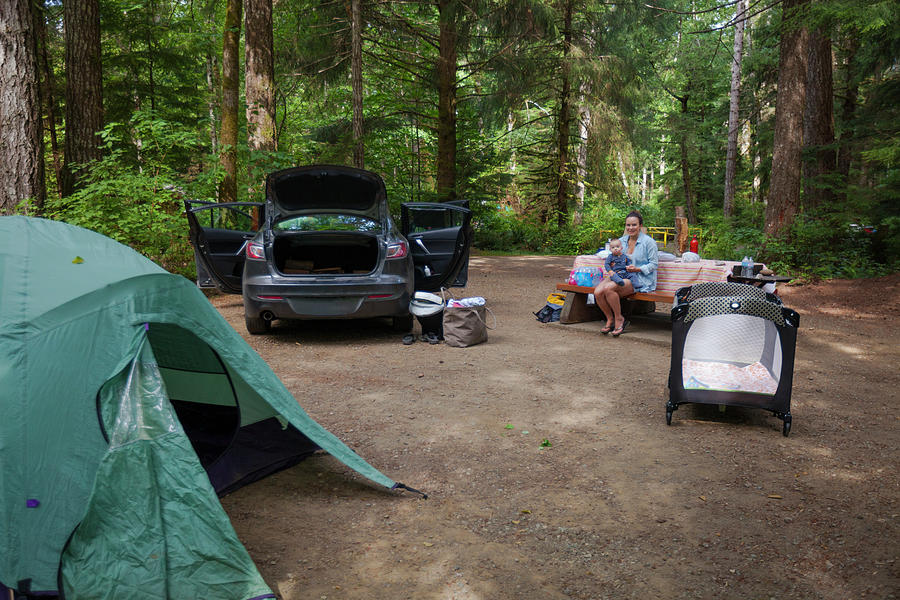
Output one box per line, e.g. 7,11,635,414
625,210,643,225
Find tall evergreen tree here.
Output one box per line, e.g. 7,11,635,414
61,0,102,197
802,24,835,210
246,0,276,201
220,0,242,203
350,0,364,168
0,0,45,214
766,0,809,237
723,0,746,218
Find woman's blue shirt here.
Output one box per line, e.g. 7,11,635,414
619,232,659,292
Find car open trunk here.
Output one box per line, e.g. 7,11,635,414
273,231,379,275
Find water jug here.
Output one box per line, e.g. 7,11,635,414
741,256,753,278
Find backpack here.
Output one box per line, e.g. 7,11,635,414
534,292,565,322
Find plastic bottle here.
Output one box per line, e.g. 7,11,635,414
689,235,699,254
741,256,752,278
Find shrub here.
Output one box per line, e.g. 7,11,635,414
44,112,214,278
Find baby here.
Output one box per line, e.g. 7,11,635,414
604,239,632,286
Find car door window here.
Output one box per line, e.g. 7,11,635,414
401,203,472,292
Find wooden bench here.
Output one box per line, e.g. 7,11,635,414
554,283,675,324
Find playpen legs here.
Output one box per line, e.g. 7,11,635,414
776,411,792,437
665,399,677,425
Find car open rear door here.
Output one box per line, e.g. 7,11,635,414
401,202,473,292
183,200,263,294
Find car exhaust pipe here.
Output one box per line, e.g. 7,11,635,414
260,310,275,322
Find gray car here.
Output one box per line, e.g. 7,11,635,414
185,165,472,334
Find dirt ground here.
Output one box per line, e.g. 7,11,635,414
211,256,899,600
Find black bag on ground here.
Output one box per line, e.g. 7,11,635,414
534,305,560,323
534,292,564,322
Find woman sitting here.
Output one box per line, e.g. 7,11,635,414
593,210,659,336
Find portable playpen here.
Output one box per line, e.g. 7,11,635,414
666,281,799,436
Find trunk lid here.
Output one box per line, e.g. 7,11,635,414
265,165,386,225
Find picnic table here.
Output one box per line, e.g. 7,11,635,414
555,256,755,324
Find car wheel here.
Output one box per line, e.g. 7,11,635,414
392,314,414,332
245,314,271,335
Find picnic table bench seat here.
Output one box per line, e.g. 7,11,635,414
554,283,674,324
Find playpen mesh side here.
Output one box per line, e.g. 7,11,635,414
681,312,783,395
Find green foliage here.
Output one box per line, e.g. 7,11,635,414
474,209,548,253
45,112,217,277
24,0,896,284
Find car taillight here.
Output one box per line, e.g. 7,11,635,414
386,240,408,259
246,242,265,260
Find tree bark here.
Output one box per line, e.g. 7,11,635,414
723,0,746,218
0,0,45,214
436,0,457,201
675,206,689,254
219,0,242,204
678,95,696,223
245,0,275,204
765,0,809,238
574,101,588,226
802,27,835,211
836,34,859,202
35,0,60,202
555,0,573,228
206,51,220,156
61,0,102,197
350,0,364,168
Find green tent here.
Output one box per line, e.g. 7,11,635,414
0,217,400,598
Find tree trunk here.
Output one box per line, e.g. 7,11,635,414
802,27,835,211
61,0,102,197
765,0,809,238
836,34,859,202
245,0,275,205
0,0,45,214
436,0,457,201
675,206,689,254
555,0,573,228
206,51,220,156
35,0,60,202
723,0,746,218
219,0,242,204
574,90,589,226
350,0,364,168
678,96,696,223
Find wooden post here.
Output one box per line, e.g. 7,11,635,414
675,206,689,254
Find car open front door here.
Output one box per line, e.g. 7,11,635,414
183,200,263,294
401,202,473,292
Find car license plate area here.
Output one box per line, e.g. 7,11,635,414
286,296,365,316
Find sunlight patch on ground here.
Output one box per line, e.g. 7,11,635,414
441,578,483,600
818,338,868,358
816,306,883,320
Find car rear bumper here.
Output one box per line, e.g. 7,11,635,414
243,278,412,320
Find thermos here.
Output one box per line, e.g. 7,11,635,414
689,235,699,254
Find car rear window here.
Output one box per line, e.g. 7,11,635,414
273,214,380,232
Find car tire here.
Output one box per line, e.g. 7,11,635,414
392,314,414,332
245,314,272,335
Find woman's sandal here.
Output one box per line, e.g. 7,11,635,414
600,324,614,335
611,320,629,337
402,334,416,345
